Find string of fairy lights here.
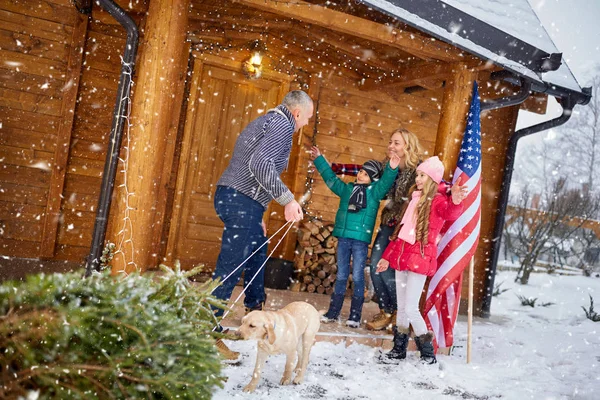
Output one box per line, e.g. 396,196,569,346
113,57,138,274
299,90,324,223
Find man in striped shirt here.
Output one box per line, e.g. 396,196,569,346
212,91,313,359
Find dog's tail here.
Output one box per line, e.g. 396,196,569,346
318,309,327,316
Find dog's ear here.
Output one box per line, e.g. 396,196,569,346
265,322,276,345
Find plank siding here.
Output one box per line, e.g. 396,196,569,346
0,0,83,259
54,18,126,261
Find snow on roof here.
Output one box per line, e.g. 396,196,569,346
362,0,585,96
442,0,583,93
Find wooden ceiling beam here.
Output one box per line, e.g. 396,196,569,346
361,58,493,91
233,0,463,62
286,26,404,72
360,61,450,91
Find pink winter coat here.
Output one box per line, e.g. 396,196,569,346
381,190,463,277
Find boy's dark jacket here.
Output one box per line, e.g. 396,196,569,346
313,155,398,244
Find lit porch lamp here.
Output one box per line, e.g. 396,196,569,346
242,40,266,79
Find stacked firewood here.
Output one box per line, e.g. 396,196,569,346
292,220,338,294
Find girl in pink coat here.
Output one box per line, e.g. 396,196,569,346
376,156,468,364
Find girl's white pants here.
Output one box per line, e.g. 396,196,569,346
395,270,428,336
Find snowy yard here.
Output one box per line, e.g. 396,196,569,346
215,271,600,400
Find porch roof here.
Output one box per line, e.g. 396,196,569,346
361,0,591,104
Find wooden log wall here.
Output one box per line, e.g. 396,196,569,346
0,0,148,265
0,0,86,260
54,12,139,263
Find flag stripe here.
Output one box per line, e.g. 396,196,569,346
437,176,481,250
427,219,480,300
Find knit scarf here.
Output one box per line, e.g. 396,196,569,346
397,190,422,244
348,184,368,213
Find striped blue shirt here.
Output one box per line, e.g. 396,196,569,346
217,105,296,208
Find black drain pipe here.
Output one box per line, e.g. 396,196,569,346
84,0,139,277
481,79,532,112
480,95,577,316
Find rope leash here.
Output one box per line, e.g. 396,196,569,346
212,219,296,330
211,219,295,292
220,219,296,322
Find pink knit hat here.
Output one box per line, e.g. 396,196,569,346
417,156,444,184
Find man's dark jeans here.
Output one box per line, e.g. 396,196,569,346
211,186,267,318
369,224,397,314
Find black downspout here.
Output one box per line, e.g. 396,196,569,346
481,80,532,112
85,0,139,277
480,95,577,317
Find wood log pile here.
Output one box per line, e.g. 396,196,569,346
291,220,339,294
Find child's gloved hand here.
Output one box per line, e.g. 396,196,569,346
389,152,401,169
376,259,390,273
309,146,321,161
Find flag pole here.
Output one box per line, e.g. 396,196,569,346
467,256,474,363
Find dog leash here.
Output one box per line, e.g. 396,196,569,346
212,219,295,292
217,219,296,325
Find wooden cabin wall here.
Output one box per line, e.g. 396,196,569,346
0,0,86,261
53,17,129,263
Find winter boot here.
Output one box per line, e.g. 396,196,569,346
346,295,365,328
366,310,392,331
379,326,409,363
215,329,241,363
383,311,397,333
414,332,437,364
322,293,345,323
244,301,264,315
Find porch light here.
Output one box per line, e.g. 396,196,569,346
242,40,266,79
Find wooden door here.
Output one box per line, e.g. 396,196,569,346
166,54,290,269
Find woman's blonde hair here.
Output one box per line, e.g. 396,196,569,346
391,176,438,246
391,128,423,169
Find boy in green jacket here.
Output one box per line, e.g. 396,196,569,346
310,146,400,327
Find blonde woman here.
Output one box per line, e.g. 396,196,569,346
367,129,423,331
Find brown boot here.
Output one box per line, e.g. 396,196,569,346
244,301,265,315
366,310,392,331
215,338,241,363
385,311,397,333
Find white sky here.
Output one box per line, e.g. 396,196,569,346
528,0,600,84
517,0,600,129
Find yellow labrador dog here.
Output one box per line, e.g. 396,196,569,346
236,301,321,392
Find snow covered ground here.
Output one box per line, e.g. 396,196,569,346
214,270,600,400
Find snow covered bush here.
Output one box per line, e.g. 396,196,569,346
0,264,225,399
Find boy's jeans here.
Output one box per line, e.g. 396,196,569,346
211,186,267,319
325,237,367,322
369,224,397,314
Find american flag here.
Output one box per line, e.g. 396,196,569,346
423,81,482,349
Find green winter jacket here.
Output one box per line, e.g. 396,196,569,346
314,155,398,244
